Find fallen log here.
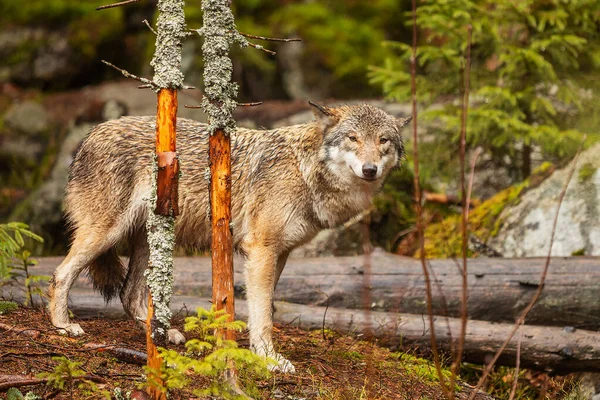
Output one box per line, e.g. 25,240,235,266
271,302,600,374
34,253,600,329
19,290,600,373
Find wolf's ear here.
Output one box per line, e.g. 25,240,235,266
309,101,340,133
397,116,412,130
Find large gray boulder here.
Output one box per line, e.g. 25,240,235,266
490,143,600,257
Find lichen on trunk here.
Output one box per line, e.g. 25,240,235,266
198,0,247,135
145,158,176,342
145,0,186,342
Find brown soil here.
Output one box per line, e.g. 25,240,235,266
0,307,492,400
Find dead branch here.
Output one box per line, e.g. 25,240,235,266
96,0,139,10
143,19,157,35
508,331,522,400
466,148,483,221
467,135,588,399
101,60,157,88
238,32,301,42
0,322,147,365
247,42,277,55
0,374,106,391
450,24,473,399
410,0,449,396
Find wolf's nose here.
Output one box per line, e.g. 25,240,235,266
362,163,378,178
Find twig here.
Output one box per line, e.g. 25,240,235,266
466,148,483,221
96,0,139,10
508,330,522,400
143,19,157,35
360,213,375,396
467,135,587,399
101,60,157,88
248,42,277,55
238,32,301,42
450,24,472,400
0,374,106,391
410,0,450,397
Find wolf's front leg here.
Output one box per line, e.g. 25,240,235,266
244,245,295,373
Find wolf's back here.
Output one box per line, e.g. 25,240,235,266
64,116,211,299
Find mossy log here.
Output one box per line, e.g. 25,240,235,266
35,252,600,329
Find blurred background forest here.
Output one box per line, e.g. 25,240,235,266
0,0,599,258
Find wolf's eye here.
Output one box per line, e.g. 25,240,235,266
348,135,358,142
380,137,389,144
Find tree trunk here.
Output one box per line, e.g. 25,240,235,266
210,128,235,339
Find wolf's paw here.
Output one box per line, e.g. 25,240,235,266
57,323,85,336
168,328,186,345
268,353,296,374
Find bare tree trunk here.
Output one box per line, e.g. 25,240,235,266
210,128,234,339
145,0,185,398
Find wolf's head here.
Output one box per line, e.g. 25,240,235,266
310,102,410,184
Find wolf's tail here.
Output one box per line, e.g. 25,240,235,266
87,248,126,302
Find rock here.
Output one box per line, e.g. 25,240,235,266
489,143,600,257
9,123,94,250
4,101,50,135
0,28,73,85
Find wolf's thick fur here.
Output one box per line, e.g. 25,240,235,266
48,103,409,372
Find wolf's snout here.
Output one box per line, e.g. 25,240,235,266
362,163,378,179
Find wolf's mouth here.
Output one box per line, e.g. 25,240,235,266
359,176,378,182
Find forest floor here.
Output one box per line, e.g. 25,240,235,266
0,306,499,400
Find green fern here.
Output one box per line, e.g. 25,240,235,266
0,223,47,306
37,356,110,400
153,306,273,399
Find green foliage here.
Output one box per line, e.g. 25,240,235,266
371,166,416,251
578,161,597,182
5,388,42,400
182,0,411,98
0,300,19,314
37,356,109,400
154,307,272,399
371,0,600,178
0,222,43,280
0,223,47,306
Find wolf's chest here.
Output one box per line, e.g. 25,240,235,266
312,188,373,229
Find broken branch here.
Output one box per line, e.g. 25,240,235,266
101,60,157,88
96,0,139,10
238,32,301,42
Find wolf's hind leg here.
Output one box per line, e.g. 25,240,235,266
244,245,295,373
49,231,117,336
121,228,186,345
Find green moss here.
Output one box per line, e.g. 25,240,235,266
391,352,456,388
420,164,555,258
330,350,364,362
578,162,597,183
571,248,585,256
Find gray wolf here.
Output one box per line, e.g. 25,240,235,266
48,102,410,373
